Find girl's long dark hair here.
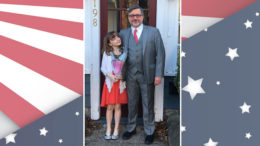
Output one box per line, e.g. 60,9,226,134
102,31,123,56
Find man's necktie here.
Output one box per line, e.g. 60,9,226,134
134,29,138,43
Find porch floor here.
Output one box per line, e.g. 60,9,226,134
85,124,165,146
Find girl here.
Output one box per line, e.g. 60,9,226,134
100,31,128,140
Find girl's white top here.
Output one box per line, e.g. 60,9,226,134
101,52,126,93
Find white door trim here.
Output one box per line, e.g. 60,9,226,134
85,0,101,120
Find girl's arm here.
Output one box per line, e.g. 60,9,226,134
101,52,117,82
101,52,108,76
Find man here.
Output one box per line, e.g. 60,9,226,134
119,5,165,144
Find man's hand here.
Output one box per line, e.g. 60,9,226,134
154,77,162,85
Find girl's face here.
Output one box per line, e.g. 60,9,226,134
109,35,121,47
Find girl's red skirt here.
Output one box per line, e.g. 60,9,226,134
100,80,128,107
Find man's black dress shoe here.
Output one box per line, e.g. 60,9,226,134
145,134,154,144
122,129,136,140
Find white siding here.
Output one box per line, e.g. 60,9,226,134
155,0,179,121
157,0,179,76
85,0,91,74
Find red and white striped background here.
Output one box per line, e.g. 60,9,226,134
182,0,257,40
0,0,84,139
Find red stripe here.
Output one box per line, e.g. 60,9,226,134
0,83,45,127
182,0,257,18
0,0,83,9
182,37,187,41
0,36,83,95
0,11,83,40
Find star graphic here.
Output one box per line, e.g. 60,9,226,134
5,133,17,144
39,127,48,136
204,138,218,146
58,139,63,144
204,28,208,32
245,132,252,139
225,48,239,61
75,111,80,116
240,102,251,114
183,76,205,100
181,50,186,57
181,125,186,132
256,12,259,16
244,19,253,29
216,81,220,85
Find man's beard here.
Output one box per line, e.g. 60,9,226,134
130,21,141,27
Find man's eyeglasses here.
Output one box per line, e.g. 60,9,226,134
128,14,142,18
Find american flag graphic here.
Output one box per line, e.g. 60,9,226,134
0,97,83,146
181,0,257,40
182,0,260,145
0,0,84,140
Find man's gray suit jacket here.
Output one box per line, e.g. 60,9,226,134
119,25,165,84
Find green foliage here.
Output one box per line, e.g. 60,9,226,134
174,46,180,94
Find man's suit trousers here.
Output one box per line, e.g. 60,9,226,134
126,72,155,135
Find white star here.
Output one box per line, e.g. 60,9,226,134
39,127,48,136
240,102,251,114
181,50,186,57
5,133,17,144
245,132,252,139
216,81,220,85
58,139,63,144
183,76,205,100
256,12,259,16
244,19,253,29
181,125,186,132
204,138,218,146
225,48,239,61
75,112,80,116
204,28,208,32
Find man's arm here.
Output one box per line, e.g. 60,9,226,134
154,28,165,85
119,30,127,81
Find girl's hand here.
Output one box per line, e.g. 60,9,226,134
112,76,118,82
116,74,123,80
107,73,117,82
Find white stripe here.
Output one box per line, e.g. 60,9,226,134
0,21,84,64
0,4,83,23
0,55,80,115
0,111,19,139
181,16,223,38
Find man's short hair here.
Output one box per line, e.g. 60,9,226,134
127,5,144,15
